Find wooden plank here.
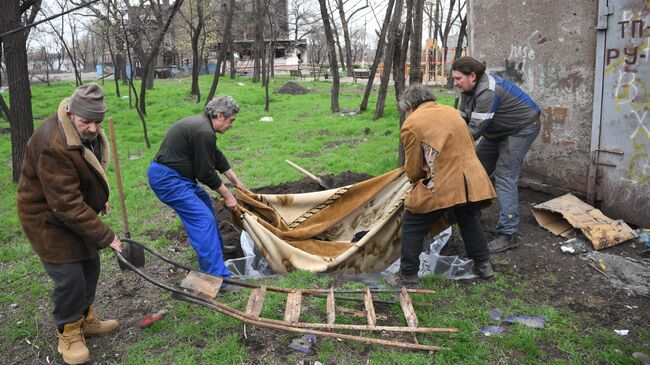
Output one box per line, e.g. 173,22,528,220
283,290,302,323
337,306,388,321
180,270,223,299
363,286,376,327
326,287,336,325
399,287,419,328
245,286,267,318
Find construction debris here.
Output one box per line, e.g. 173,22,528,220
116,239,459,352
584,251,650,296
531,194,637,250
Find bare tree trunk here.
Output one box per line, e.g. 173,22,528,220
317,0,340,113
447,9,466,88
41,47,51,87
139,0,185,116
409,0,424,84
205,0,234,103
49,20,82,86
120,10,151,149
264,0,276,112
0,94,10,122
374,0,404,120
264,41,272,112
359,0,395,113
396,0,413,165
105,31,121,98
190,0,204,103
228,30,236,79
328,11,346,75
252,0,264,83
336,0,367,78
69,22,82,85
146,51,157,90
1,0,39,182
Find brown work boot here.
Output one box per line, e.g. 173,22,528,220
57,318,90,364
385,271,421,289
82,304,118,336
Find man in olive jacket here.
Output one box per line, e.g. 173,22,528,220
389,84,497,289
17,83,122,365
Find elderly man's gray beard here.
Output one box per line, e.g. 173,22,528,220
80,132,99,142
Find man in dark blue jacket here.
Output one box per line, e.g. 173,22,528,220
452,57,540,253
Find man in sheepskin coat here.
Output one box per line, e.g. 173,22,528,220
17,83,122,365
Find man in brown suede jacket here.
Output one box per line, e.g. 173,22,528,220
17,83,122,365
388,84,496,289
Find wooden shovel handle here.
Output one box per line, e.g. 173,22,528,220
108,118,130,238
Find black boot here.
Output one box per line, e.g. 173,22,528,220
472,260,495,279
385,271,421,289
487,234,518,253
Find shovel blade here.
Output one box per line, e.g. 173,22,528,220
118,241,145,270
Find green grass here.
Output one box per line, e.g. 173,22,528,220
1,75,647,364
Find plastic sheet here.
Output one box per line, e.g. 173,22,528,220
225,232,277,278
383,227,477,279
226,227,478,280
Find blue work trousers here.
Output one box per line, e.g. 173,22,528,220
147,161,231,278
476,121,540,235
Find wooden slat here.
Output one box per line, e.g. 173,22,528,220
337,306,388,321
326,287,336,325
180,270,223,299
284,290,302,323
245,286,267,318
399,287,419,328
363,286,376,327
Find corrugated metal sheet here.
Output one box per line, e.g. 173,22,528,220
589,0,650,227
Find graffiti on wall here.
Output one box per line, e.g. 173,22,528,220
493,31,539,84
605,8,650,186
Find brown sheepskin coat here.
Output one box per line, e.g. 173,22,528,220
401,101,496,214
17,98,114,263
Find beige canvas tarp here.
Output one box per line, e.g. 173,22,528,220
235,169,448,274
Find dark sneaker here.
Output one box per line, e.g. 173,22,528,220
487,234,518,253
385,271,421,289
472,260,494,279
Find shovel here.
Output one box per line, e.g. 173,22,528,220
108,118,145,269
285,160,331,189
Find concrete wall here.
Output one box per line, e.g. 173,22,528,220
468,0,598,194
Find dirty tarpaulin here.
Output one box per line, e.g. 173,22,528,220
233,168,450,274
531,194,637,250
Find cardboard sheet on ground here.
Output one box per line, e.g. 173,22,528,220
233,169,449,274
531,194,636,250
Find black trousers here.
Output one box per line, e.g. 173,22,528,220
42,257,100,331
401,202,489,277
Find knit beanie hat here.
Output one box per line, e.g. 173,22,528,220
68,83,107,121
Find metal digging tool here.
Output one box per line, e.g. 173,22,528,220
108,118,145,269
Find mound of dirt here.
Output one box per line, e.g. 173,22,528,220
275,81,311,95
